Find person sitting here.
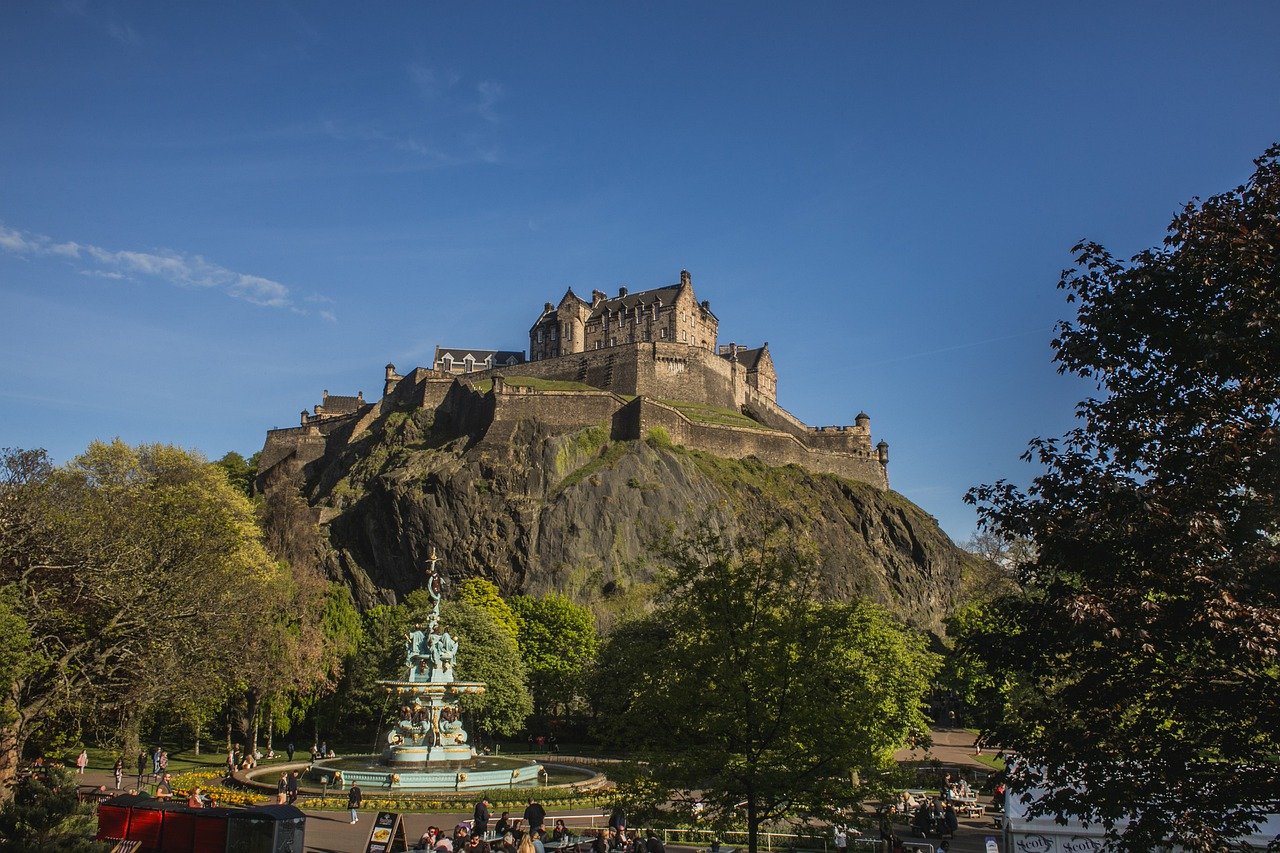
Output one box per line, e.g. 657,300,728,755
187,787,205,808
911,801,931,837
467,832,492,853
551,820,570,842
495,812,512,838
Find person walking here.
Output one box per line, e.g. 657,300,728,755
523,798,546,835
286,740,295,762
75,749,88,775
473,798,491,836
151,746,162,776
113,756,124,790
276,772,289,805
347,782,363,824
286,771,299,805
136,751,147,785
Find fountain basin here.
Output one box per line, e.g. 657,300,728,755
307,755,548,790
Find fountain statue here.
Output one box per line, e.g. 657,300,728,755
307,549,545,790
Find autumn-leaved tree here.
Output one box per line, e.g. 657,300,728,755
962,144,1280,851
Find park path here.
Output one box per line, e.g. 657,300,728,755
71,729,1003,853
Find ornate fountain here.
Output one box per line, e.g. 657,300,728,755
310,551,544,790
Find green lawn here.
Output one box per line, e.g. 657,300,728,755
656,399,768,429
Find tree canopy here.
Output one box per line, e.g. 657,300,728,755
599,528,936,853
962,144,1280,851
0,442,292,796
509,592,598,716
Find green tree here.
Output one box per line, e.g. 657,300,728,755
213,450,258,498
600,528,937,853
0,766,108,852
456,578,520,642
0,442,290,797
963,144,1280,851
437,600,532,738
509,593,598,717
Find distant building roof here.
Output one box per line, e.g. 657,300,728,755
589,284,683,319
718,344,769,370
320,391,364,414
433,347,525,369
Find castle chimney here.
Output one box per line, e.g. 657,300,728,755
618,286,628,297
300,410,308,425
322,390,329,400
544,302,553,312
700,300,710,311
591,289,606,306
680,270,691,286
357,391,364,402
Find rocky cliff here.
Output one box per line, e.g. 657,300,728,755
284,405,974,634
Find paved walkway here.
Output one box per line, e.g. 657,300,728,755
69,730,1005,853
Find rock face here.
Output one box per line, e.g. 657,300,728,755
290,407,972,633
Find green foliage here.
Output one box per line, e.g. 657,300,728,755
0,587,37,731
0,442,291,787
438,601,533,737
962,144,1280,851
0,767,109,851
644,426,673,449
213,450,257,498
509,594,599,716
455,578,520,642
554,442,629,493
599,527,937,853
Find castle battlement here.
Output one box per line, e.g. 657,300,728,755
258,271,889,492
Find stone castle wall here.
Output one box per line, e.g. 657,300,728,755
259,336,888,493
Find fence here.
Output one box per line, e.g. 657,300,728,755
656,828,933,853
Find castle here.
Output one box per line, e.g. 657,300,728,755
258,271,889,491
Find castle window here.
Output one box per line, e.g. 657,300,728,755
660,328,667,339
610,337,617,347
642,327,650,341
537,330,544,343
595,341,602,350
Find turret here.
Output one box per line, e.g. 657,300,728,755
855,411,870,429
877,440,889,466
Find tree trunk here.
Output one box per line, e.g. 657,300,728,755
266,715,274,754
747,797,759,853
193,720,201,755
0,717,23,803
225,719,232,755
246,688,260,758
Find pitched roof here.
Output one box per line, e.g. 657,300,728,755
321,394,363,414
719,344,769,370
433,346,525,365
588,284,683,320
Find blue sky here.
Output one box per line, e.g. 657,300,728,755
2,2,1278,541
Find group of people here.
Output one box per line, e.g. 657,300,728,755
400,799,663,853
275,770,302,805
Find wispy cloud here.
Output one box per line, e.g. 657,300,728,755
105,20,142,46
0,224,321,312
472,81,505,123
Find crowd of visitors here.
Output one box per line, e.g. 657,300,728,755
407,799,665,853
